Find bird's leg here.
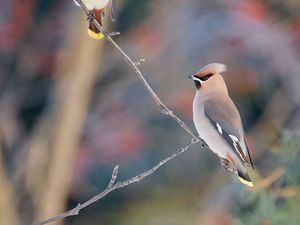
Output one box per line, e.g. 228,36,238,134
87,11,95,23
220,158,234,172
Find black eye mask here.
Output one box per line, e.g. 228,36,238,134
199,73,213,81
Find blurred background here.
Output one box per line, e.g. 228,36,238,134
0,0,300,225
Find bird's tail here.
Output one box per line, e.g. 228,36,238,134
237,167,253,187
88,9,104,39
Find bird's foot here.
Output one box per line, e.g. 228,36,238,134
87,12,95,23
220,158,234,172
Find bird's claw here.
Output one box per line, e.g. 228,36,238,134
87,12,95,23
220,158,234,172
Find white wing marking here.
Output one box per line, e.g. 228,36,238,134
229,134,238,142
216,123,223,134
229,134,243,158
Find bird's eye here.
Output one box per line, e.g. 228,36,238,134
200,73,213,81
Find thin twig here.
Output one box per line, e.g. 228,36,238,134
134,58,146,67
31,138,198,225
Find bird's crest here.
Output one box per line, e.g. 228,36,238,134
196,63,226,78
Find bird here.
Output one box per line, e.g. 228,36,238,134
189,63,254,187
73,0,117,39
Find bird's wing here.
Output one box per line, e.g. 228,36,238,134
110,0,117,22
204,99,253,168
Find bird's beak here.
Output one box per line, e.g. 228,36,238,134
188,75,195,79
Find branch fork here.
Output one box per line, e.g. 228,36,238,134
107,165,119,188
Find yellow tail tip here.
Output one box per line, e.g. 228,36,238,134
239,177,254,187
88,29,104,39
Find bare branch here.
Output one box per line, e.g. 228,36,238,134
31,139,198,225
30,1,209,224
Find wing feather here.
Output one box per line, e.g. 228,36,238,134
204,99,253,167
